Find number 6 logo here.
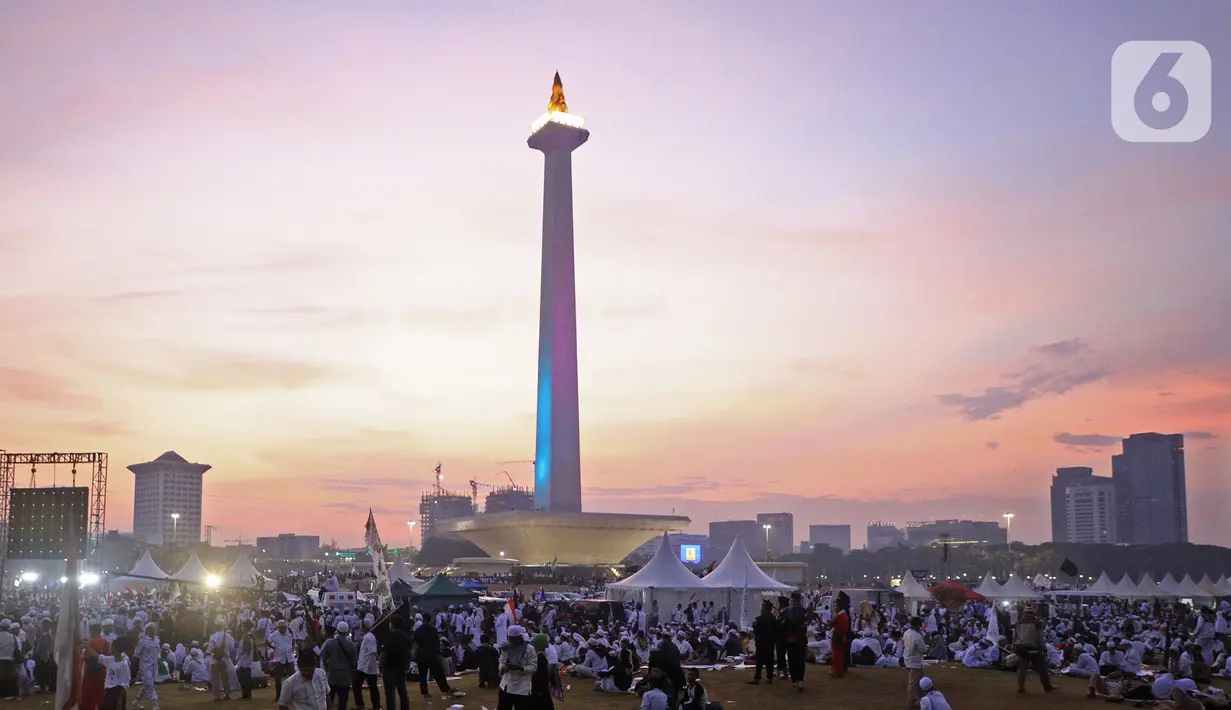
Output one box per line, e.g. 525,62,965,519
1112,41,1211,143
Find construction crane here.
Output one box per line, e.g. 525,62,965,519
225,535,248,547
469,470,521,506
496,459,535,466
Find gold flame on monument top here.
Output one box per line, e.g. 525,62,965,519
548,72,568,113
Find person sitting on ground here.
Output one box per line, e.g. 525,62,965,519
918,677,952,710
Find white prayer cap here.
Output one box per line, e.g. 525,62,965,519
919,677,934,691
144,622,157,632
336,621,350,633
364,614,375,627
508,625,525,638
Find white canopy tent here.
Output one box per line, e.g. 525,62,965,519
171,552,211,585
606,533,716,615
897,574,932,601
1113,574,1143,597
1135,573,1162,597
972,572,1003,598
105,551,170,591
221,553,262,587
997,575,1043,600
1217,576,1231,596
129,551,169,579
702,537,794,592
389,552,424,585
1157,574,1185,598
1083,572,1119,595
1174,574,1209,598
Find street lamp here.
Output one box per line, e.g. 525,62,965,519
170,513,180,543
406,521,417,548
762,524,772,559
1003,512,1014,544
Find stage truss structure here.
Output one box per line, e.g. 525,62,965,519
0,451,108,565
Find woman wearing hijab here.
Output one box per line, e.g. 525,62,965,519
829,592,852,678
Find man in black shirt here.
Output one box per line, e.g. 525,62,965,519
380,616,411,710
648,635,685,709
412,613,460,699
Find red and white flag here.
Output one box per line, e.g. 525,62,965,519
364,509,392,607
506,598,517,624
54,519,82,710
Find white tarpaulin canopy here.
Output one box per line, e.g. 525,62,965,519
1135,573,1162,597
998,575,1043,600
702,537,793,592
221,553,261,586
607,533,715,612
171,552,211,584
1084,572,1118,595
1113,574,1143,597
1157,574,1185,597
897,574,931,600
1217,576,1231,596
972,572,1003,598
129,551,169,579
389,552,423,585
1175,574,1209,598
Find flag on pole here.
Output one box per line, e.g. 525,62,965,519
54,518,82,710
738,567,750,631
506,598,517,624
364,509,392,609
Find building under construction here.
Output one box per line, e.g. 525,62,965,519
418,463,475,541
484,485,534,514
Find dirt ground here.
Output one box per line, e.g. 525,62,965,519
138,662,1205,710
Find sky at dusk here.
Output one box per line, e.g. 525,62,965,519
2,2,1229,549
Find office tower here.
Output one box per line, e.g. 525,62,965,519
756,512,794,558
807,524,852,552
866,522,906,551
905,520,1008,546
129,451,209,545
1051,467,1093,542
1113,432,1187,544
1051,467,1117,543
708,520,762,563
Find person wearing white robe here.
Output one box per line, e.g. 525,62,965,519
918,677,952,710
1066,650,1099,678
495,611,509,646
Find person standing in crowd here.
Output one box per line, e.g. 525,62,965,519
497,625,536,710
747,600,778,685
81,627,108,710
133,623,161,710
33,618,56,693
648,631,685,710
235,620,259,700
1013,606,1054,694
207,619,234,701
380,616,411,710
355,615,381,710
412,612,461,700
902,616,927,709
321,621,357,710
277,648,328,710
268,619,296,700
782,591,809,692
829,592,852,678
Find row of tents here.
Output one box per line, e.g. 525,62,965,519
108,551,263,590
896,570,1231,603
604,534,795,620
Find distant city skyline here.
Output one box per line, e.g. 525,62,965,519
1,3,1227,547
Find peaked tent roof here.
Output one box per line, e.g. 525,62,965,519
997,575,1043,599
389,552,423,585
1157,573,1184,597
1113,574,1142,597
607,533,709,591
897,574,931,600
1197,575,1222,597
701,537,793,592
129,551,169,579
221,553,261,586
172,552,211,584
1084,572,1118,594
972,572,1003,598
412,574,479,598
1175,574,1208,597
1216,576,1231,596
1136,573,1162,597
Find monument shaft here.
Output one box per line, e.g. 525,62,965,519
531,128,586,513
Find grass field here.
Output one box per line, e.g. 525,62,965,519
140,663,1171,710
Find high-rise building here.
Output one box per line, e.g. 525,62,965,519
255,534,321,560
866,522,906,551
756,512,794,558
905,520,1007,546
531,73,589,514
1051,467,1117,543
1113,432,1187,544
128,451,209,546
807,524,852,552
1051,467,1094,542
708,520,762,563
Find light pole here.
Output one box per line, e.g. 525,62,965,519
406,521,416,549
170,513,180,544
762,524,772,559
1003,512,1014,545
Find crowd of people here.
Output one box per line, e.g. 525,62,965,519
6,571,1231,710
